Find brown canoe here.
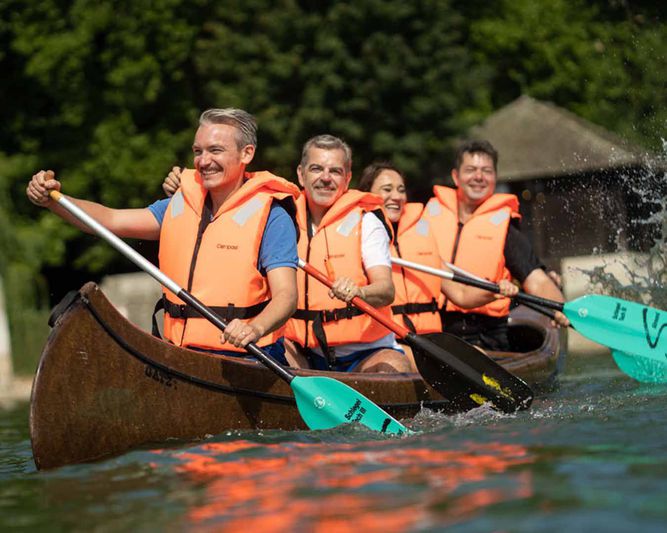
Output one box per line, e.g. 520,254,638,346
30,282,563,470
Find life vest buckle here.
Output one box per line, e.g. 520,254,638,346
321,305,359,323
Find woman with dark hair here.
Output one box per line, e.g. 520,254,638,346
358,162,517,335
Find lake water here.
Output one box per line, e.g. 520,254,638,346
2,352,666,532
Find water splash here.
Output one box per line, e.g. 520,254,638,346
579,141,666,309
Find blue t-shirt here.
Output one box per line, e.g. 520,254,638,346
148,197,297,274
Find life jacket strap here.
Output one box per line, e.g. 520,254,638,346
152,296,270,338
391,298,439,334
292,305,366,368
390,298,438,316
292,305,365,324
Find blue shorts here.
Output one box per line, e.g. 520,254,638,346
189,337,289,366
304,345,405,372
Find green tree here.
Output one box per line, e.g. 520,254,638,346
464,0,667,151
192,0,488,195
2,0,489,290
0,0,214,365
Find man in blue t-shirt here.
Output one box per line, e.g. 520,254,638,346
26,108,298,362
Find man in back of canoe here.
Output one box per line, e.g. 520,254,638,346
26,108,300,363
164,135,410,373
422,139,568,352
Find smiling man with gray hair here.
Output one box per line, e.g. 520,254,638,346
282,134,411,374
27,108,300,362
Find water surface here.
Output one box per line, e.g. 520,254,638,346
2,353,666,532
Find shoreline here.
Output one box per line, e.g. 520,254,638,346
0,376,33,408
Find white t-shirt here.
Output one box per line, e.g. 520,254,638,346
309,212,400,359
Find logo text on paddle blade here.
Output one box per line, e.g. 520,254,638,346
643,308,667,350
612,302,627,321
344,399,366,421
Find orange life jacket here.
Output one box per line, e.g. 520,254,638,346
424,186,520,317
159,169,299,351
391,203,442,334
284,190,394,363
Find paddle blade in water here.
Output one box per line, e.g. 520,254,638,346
290,376,410,435
564,295,667,381
409,333,533,413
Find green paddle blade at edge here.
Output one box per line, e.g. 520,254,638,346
611,350,667,383
564,294,667,382
291,376,411,435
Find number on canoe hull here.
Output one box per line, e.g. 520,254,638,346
144,365,176,389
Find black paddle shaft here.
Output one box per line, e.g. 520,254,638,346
450,273,565,312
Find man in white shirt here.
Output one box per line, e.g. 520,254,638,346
283,135,410,373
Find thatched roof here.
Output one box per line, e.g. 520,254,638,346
469,95,660,182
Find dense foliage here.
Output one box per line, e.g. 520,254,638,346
0,0,664,354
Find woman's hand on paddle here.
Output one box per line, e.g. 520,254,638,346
547,270,562,289
329,276,362,303
162,166,182,198
552,311,570,328
221,319,263,348
27,170,60,208
494,280,519,299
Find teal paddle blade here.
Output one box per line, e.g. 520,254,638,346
290,376,410,435
611,350,667,383
564,295,667,381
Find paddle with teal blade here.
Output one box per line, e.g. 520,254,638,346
49,190,410,435
292,376,409,433
392,256,667,383
565,295,667,383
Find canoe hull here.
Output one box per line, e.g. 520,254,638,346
30,283,562,470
